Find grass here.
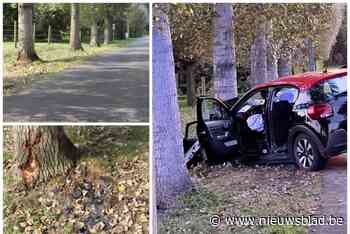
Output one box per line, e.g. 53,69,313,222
3,39,135,92
159,165,321,234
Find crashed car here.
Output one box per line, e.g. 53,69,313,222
184,68,347,171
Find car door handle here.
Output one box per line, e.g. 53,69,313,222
198,131,206,136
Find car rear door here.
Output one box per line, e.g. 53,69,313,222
196,97,239,162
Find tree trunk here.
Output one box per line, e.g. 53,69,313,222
69,3,82,50
153,4,192,209
14,126,79,188
266,21,278,81
319,4,345,64
104,14,113,44
90,21,99,47
16,3,39,62
213,3,237,100
250,22,267,86
305,38,316,71
278,55,292,77
125,17,130,39
186,64,196,106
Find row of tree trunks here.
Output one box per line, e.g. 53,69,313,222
14,126,79,188
213,4,237,100
153,4,192,209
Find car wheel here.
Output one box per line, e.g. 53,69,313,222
293,133,327,171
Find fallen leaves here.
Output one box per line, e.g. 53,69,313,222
4,127,149,234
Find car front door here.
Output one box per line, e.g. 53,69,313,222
196,97,239,163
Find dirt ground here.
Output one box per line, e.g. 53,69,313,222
159,155,347,234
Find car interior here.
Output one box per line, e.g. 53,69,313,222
234,89,269,155
270,87,298,152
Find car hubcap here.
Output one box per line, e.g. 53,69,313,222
296,138,314,168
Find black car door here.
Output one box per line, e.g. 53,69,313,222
196,97,239,162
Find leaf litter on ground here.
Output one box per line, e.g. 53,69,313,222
4,126,149,234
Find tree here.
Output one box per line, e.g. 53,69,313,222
250,22,267,85
69,3,82,50
103,4,113,44
128,4,148,38
153,4,192,209
14,126,79,188
319,3,346,67
80,4,104,47
17,3,40,62
213,3,237,100
305,38,316,71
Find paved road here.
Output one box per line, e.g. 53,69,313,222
4,37,149,122
309,155,347,234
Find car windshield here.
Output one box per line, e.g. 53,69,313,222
310,76,347,102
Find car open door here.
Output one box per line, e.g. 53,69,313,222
196,97,239,162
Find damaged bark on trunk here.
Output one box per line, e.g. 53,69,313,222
14,126,79,188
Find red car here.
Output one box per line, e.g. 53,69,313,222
184,68,347,171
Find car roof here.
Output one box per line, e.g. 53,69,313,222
255,68,347,90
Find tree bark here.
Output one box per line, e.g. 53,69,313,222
69,3,82,50
213,3,237,100
90,21,99,47
104,13,113,44
14,126,79,188
266,21,278,81
153,4,192,209
278,55,292,77
16,3,39,62
250,22,267,86
305,38,316,71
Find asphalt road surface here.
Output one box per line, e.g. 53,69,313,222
4,37,149,122
309,155,347,234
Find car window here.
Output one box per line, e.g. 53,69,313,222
310,76,347,102
238,90,268,113
272,87,298,104
201,99,229,121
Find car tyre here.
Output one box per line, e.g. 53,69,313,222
293,133,327,171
